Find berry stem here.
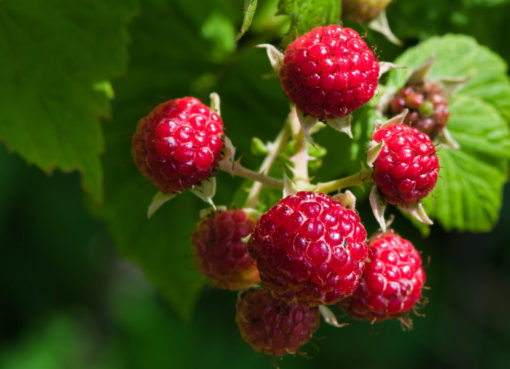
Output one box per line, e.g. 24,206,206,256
315,167,373,193
218,160,284,189
245,122,292,208
289,106,310,184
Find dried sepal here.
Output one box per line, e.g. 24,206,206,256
190,177,217,208
209,92,221,115
147,191,176,218
399,201,433,225
370,185,387,232
436,127,459,149
366,140,384,168
319,305,348,328
296,108,319,144
332,190,357,211
255,43,284,73
368,10,402,46
326,115,353,138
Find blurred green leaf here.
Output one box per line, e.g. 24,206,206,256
423,96,510,232
0,0,137,202
277,0,341,45
0,315,90,369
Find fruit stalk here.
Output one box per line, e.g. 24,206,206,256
218,159,284,189
245,121,292,208
315,167,373,193
289,106,310,183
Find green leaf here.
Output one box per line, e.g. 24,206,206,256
387,34,510,121
278,0,341,45
0,0,137,203
423,95,510,232
236,0,258,41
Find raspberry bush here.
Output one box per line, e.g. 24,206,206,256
2,0,509,367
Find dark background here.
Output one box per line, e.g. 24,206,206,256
1,0,510,368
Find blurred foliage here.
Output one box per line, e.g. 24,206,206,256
0,0,137,202
1,0,510,368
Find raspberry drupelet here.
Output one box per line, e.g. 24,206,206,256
279,25,379,120
132,97,224,193
340,232,426,321
248,191,368,306
372,124,439,206
236,287,320,356
192,209,259,290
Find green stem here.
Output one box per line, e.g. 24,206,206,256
315,167,373,194
289,106,310,184
244,122,291,208
218,160,283,189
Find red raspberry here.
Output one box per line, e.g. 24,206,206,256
388,82,450,138
339,232,425,321
248,191,368,306
191,209,259,290
279,25,379,120
132,97,224,193
372,124,439,206
236,287,320,356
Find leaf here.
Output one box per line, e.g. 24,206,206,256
423,95,510,232
277,0,341,45
387,34,510,121
236,0,258,41
0,0,137,203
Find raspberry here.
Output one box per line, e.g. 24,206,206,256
372,124,439,206
388,82,450,138
236,287,320,356
343,0,392,23
339,232,425,321
191,209,259,290
279,25,379,120
248,191,368,306
132,97,224,193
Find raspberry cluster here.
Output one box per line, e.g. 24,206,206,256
340,232,425,321
389,82,449,138
248,191,368,306
279,25,379,120
372,124,439,206
131,23,435,358
192,209,259,290
132,97,224,193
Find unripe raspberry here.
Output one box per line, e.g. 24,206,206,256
236,287,320,356
339,232,425,321
248,191,368,306
388,82,450,138
279,25,379,120
132,97,224,193
372,124,439,206
343,0,392,24
192,209,259,290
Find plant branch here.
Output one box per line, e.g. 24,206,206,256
315,167,373,194
218,159,284,189
289,106,310,183
245,122,291,208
